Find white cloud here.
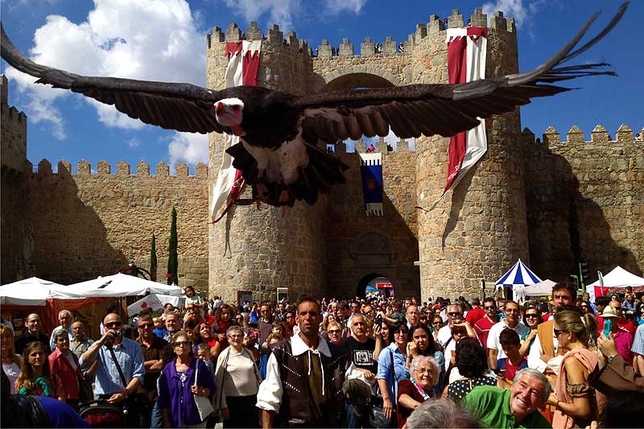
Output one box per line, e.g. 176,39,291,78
220,0,366,33
323,0,366,14
6,0,206,136
168,132,209,167
481,0,543,27
128,137,141,149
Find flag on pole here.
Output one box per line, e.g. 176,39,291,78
359,152,384,216
210,40,262,223
426,27,488,211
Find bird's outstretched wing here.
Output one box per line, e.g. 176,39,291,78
293,2,629,142
0,22,227,135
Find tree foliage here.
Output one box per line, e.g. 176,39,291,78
167,207,178,285
150,233,158,282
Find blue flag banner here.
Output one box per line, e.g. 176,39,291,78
359,152,383,216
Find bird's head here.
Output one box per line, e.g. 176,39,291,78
214,98,244,134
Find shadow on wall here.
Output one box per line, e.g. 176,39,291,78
525,148,641,283
25,161,128,284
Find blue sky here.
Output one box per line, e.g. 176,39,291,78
1,0,641,173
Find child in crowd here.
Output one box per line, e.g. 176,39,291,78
496,329,527,384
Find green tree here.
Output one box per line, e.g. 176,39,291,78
167,207,178,285
150,233,158,282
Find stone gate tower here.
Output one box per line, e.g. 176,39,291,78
205,8,529,302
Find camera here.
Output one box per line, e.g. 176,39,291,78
375,315,383,326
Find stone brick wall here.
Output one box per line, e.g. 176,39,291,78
17,159,209,288
524,124,644,283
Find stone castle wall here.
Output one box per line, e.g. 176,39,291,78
2,7,642,299
524,124,644,283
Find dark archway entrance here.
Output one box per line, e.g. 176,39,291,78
357,273,394,299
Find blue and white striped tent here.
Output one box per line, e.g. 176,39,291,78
495,259,542,290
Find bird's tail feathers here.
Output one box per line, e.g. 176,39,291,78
506,2,628,89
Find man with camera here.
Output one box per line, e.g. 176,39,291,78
80,313,145,427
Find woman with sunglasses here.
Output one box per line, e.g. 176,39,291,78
430,316,444,345
546,310,604,429
376,321,411,423
325,321,344,346
214,325,261,428
519,304,543,357
158,331,215,428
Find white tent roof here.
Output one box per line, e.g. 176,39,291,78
515,279,557,298
495,259,543,289
0,277,66,306
61,273,183,298
587,266,644,288
587,266,644,302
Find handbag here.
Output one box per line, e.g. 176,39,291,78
369,349,397,428
193,360,215,421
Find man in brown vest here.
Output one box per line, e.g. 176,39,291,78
257,296,347,428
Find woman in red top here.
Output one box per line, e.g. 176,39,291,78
48,328,83,410
192,321,221,360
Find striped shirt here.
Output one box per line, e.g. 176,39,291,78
631,324,644,356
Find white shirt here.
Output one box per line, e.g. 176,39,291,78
256,334,331,413
526,327,560,372
437,325,453,347
487,321,529,361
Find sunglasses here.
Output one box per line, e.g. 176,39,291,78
484,306,495,310
447,312,461,316
173,341,191,347
525,314,539,318
394,330,408,335
138,323,154,329
553,328,567,337
328,330,341,334
432,322,443,325
105,321,122,328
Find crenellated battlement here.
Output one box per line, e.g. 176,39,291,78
30,158,209,178
521,124,644,147
1,74,29,173
206,7,516,61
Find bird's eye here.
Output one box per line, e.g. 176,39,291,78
231,105,240,112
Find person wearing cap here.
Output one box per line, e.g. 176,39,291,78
602,304,634,365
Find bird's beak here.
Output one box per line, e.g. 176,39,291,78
215,102,226,115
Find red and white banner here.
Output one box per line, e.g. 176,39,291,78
210,40,262,223
427,27,488,211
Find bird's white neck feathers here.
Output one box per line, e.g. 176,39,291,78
215,98,245,136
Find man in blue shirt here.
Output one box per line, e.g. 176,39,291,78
80,313,145,425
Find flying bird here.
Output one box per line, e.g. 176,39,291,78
0,3,628,207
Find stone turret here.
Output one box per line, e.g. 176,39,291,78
413,8,526,298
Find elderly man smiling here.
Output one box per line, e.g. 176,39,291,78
462,368,552,428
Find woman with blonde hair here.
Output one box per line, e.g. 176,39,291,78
1,324,21,393
325,321,344,346
547,310,605,429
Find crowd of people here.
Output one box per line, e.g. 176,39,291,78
2,282,644,428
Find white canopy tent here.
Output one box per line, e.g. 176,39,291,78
587,266,644,302
61,273,183,298
514,279,557,301
0,277,66,306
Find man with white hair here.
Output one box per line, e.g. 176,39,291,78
49,310,73,350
